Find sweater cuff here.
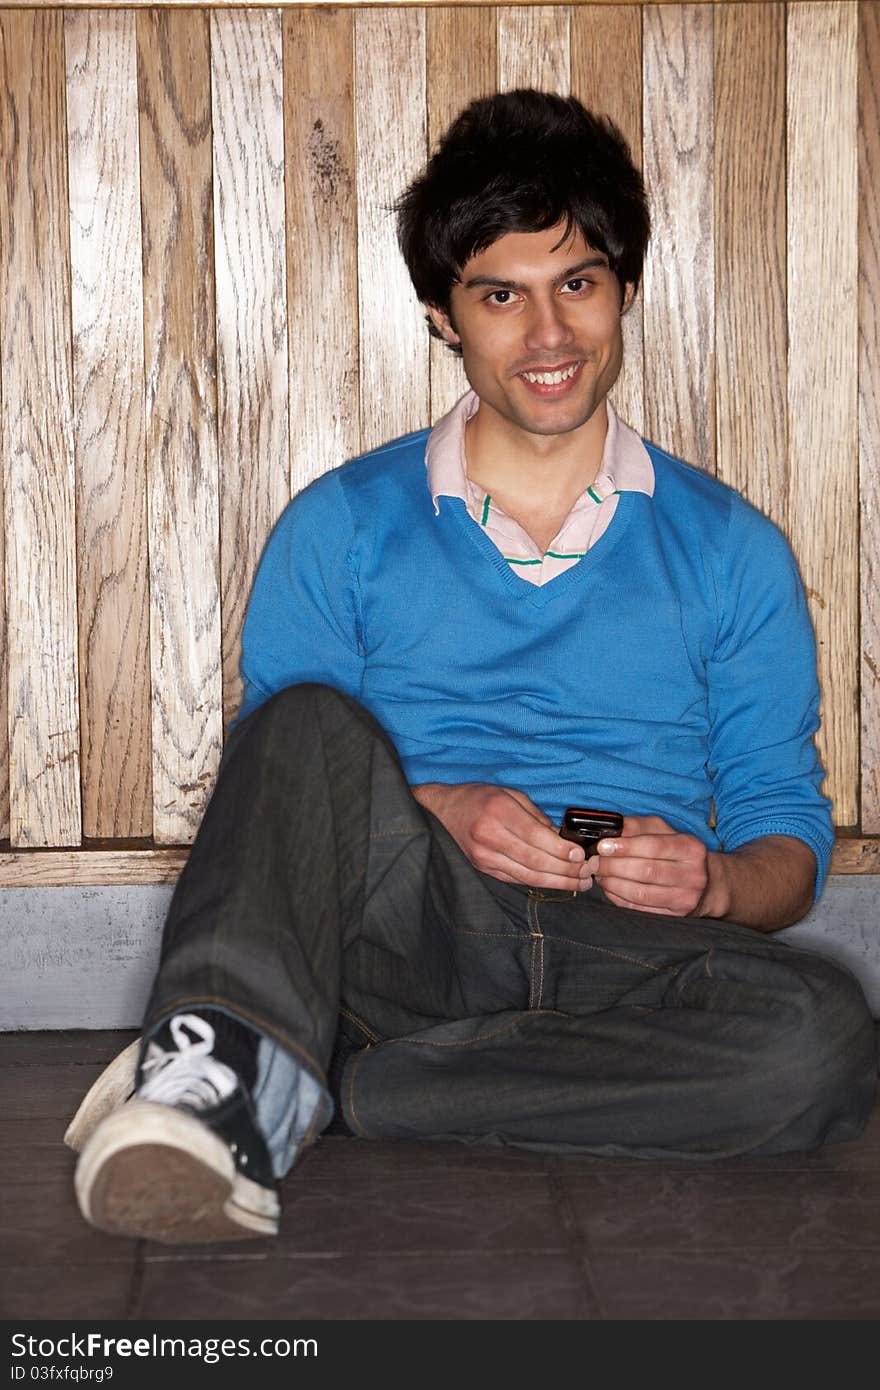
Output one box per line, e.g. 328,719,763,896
722,819,833,907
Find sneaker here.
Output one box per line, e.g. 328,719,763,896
74,1014,279,1243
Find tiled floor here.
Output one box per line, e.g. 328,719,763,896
3,1029,880,1321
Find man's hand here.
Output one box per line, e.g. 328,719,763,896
593,815,816,931
411,782,592,892
592,814,714,916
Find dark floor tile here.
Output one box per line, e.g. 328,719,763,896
563,1169,880,1252
0,1029,137,1065
135,1250,590,1320
3,1177,138,1266
0,1062,115,1121
0,1262,137,1320
298,1133,547,1179
588,1247,880,1320
142,1170,568,1260
0,1118,75,1184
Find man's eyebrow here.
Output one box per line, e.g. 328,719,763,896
460,255,610,291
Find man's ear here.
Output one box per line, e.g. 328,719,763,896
425,302,461,346
620,282,636,317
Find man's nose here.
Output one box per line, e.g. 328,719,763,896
523,295,574,351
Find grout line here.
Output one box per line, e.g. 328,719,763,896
123,1240,147,1319
543,1156,608,1320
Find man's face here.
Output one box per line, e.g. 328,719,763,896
427,223,633,442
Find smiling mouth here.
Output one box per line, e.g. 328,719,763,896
517,359,585,392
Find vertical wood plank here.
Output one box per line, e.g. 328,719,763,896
427,6,498,422
860,1,880,833
137,9,222,844
714,3,786,526
355,7,428,451
0,11,82,848
498,5,570,95
211,8,289,730
787,1,859,827
571,3,644,433
642,3,714,471
65,9,151,838
284,7,359,491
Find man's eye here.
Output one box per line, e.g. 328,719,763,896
561,278,591,294
486,289,516,305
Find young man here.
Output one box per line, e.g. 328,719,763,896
68,90,876,1244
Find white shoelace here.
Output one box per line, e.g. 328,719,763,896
139,1013,239,1111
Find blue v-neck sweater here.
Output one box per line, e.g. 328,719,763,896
238,429,834,898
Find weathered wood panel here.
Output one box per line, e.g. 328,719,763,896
714,3,787,527
0,834,876,889
0,10,82,848
787,1,859,826
427,6,498,423
498,4,570,94
354,7,429,451
211,8,289,730
860,1,880,834
285,7,360,491
642,3,715,471
137,9,223,843
571,2,644,433
65,9,151,838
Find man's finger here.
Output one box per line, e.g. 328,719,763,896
597,833,702,863
483,849,592,892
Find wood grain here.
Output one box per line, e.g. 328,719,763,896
211,9,289,731
787,1,859,827
137,9,223,843
571,3,644,433
0,848,187,887
642,3,715,471
427,6,498,422
498,5,570,94
0,834,875,886
355,7,429,451
0,10,82,848
284,7,360,490
65,9,151,838
714,3,787,527
860,1,880,833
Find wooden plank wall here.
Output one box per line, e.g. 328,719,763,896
0,2,876,881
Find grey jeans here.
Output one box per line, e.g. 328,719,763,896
144,683,878,1166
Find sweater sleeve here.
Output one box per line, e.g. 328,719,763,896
235,469,365,725
705,496,834,902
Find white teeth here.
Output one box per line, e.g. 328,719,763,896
521,362,581,385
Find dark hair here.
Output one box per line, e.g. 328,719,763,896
396,89,651,353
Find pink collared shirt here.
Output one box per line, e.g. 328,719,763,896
426,391,655,585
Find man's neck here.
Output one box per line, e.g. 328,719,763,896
464,398,609,513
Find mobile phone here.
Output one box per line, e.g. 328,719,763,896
559,807,624,857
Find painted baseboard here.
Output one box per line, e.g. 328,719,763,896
0,875,878,1030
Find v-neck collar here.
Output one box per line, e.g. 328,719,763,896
443,490,638,606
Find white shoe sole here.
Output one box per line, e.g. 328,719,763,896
75,1102,279,1244
64,1040,141,1153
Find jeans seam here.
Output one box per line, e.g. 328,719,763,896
368,829,424,839
338,1004,380,1044
346,1047,372,1137
369,1011,570,1051
526,896,545,1009
454,928,525,940
543,934,669,973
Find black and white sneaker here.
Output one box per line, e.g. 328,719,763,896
74,1014,279,1244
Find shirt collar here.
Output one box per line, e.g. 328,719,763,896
425,390,655,515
